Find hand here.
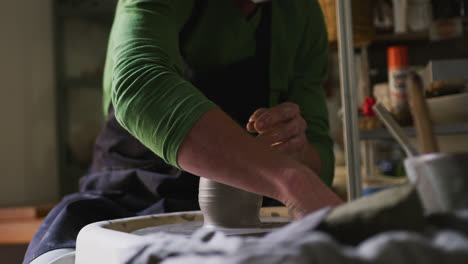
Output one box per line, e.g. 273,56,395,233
278,165,343,221
246,102,308,161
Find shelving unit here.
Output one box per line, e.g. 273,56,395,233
53,0,116,196
336,3,468,200
363,28,468,141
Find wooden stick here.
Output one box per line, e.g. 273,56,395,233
407,72,439,154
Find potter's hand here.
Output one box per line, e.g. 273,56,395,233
247,102,308,161
279,165,344,221
247,102,325,183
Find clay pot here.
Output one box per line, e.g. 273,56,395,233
199,178,262,228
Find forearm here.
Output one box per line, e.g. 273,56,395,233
177,108,342,215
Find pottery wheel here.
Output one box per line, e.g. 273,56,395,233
132,216,290,237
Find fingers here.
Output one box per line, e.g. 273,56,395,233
246,103,301,133
249,108,268,122
247,108,268,132
254,103,300,132
256,117,307,146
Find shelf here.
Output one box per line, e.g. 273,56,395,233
372,26,468,44
373,31,429,43
360,122,468,140
330,27,467,50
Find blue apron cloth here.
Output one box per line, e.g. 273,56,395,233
24,2,272,263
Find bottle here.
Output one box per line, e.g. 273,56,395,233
387,46,411,125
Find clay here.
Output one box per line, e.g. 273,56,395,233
199,178,263,228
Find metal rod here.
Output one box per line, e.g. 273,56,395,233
336,0,362,200
362,140,376,178
374,103,419,157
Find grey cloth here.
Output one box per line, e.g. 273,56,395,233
122,208,468,264
318,184,426,245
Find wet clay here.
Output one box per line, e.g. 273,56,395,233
199,178,263,228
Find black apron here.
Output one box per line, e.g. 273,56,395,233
24,2,272,263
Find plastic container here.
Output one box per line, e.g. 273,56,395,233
392,0,408,33
407,0,432,31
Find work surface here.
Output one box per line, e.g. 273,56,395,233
75,185,468,264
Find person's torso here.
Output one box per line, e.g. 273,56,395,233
103,0,314,116
88,0,273,208
181,0,262,71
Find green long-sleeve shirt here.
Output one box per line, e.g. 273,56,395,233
102,0,335,186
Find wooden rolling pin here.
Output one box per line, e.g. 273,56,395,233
407,72,439,154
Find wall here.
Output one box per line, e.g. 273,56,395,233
0,0,58,206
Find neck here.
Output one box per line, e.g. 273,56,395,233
233,0,257,18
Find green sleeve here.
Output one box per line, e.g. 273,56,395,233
108,0,218,168
288,1,334,186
